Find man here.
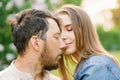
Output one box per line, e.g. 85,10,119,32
0,9,61,80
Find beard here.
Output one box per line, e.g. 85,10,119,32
43,63,59,71
40,41,59,71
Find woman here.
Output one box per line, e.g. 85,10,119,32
55,4,120,80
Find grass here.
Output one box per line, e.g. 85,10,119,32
110,51,120,60
51,51,120,79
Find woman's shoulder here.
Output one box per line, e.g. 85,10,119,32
75,55,120,80
82,55,120,75
85,55,114,65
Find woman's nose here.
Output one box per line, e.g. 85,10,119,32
61,31,67,40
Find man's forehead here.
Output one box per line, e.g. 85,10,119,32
47,18,60,34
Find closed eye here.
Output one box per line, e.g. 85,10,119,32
66,24,73,32
54,33,60,40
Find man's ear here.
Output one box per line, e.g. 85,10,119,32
30,36,43,51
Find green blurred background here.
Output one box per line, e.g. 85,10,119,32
0,0,120,79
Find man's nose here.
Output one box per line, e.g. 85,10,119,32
59,38,66,51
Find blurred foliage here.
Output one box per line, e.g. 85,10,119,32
61,0,82,6
111,0,120,26
97,25,120,51
111,9,120,26
117,0,120,7
0,0,31,70
45,0,82,11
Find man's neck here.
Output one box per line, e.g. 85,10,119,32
14,55,43,80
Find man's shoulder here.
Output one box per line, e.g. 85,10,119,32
0,65,16,80
0,67,10,77
44,71,61,80
0,70,13,80
0,69,22,80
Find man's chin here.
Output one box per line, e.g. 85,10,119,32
43,64,59,71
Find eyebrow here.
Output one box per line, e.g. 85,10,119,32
55,32,60,35
54,33,60,38
54,32,60,36
64,24,72,28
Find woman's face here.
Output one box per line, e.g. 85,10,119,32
57,14,77,55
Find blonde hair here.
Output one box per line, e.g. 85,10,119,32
55,4,120,80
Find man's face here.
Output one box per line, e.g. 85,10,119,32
41,18,61,70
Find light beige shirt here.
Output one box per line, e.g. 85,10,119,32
0,61,61,80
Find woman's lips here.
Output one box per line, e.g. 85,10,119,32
60,42,72,51
65,42,72,47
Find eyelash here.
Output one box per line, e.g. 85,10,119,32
55,37,59,40
54,35,59,40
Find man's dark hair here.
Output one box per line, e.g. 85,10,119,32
11,9,58,55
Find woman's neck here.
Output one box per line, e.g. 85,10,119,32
72,49,86,62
